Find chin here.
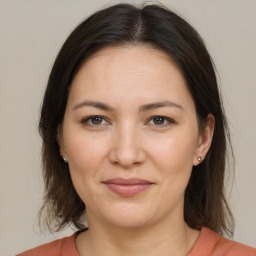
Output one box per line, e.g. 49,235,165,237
100,203,155,229
108,215,151,229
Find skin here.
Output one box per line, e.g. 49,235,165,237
59,45,215,256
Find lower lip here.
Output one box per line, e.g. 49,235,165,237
104,183,152,196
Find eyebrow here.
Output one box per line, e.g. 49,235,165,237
73,100,183,112
139,100,183,112
73,100,114,111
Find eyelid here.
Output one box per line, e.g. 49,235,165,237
146,115,177,126
80,115,176,128
81,115,111,126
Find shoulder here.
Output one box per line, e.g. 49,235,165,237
189,227,256,256
17,233,78,256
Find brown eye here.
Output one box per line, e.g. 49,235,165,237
91,116,103,125
147,116,176,127
152,116,165,125
81,115,109,127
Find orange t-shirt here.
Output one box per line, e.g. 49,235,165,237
17,227,256,256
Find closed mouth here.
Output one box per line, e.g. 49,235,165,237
103,178,154,196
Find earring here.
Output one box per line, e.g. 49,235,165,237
198,157,202,162
63,157,68,163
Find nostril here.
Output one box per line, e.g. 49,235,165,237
108,145,146,168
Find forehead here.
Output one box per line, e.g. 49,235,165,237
86,44,174,65
68,45,195,111
78,45,178,78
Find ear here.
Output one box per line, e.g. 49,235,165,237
56,125,66,159
193,114,215,166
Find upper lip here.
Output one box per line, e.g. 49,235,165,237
103,178,153,185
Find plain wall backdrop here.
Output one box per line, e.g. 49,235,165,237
0,0,255,255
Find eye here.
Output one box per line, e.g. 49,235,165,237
147,116,176,127
81,115,109,127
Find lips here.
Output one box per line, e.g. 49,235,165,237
103,178,153,196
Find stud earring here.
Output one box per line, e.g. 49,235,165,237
63,157,68,163
198,157,202,162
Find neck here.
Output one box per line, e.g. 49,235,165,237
76,216,200,256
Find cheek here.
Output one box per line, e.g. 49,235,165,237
148,132,197,177
64,134,110,204
149,134,197,209
65,133,108,169
146,133,196,201
63,131,111,199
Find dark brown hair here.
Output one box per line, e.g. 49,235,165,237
39,3,234,235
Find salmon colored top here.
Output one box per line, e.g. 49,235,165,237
17,227,256,256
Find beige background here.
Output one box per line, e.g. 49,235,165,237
0,0,255,255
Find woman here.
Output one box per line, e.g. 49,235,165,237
18,3,256,256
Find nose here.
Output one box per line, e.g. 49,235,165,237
109,123,146,168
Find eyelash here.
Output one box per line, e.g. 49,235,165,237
146,115,176,127
81,115,110,127
80,115,176,128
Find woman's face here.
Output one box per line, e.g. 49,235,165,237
60,45,213,229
